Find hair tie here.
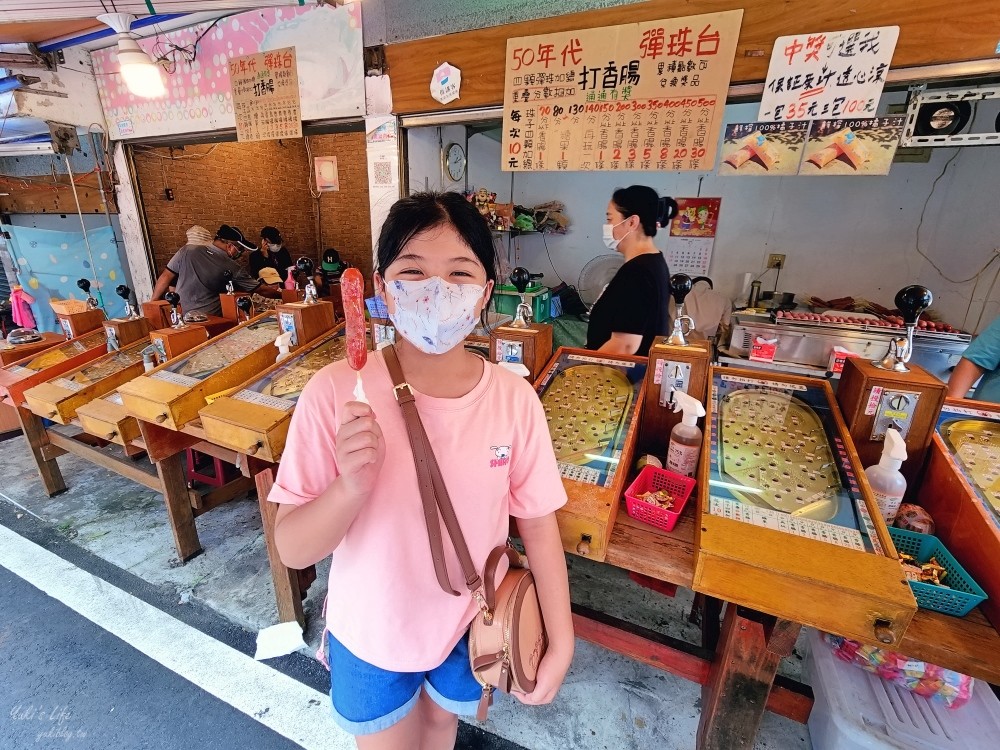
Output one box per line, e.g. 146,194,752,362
657,196,679,227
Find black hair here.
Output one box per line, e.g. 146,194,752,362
260,226,282,243
611,186,678,237
375,191,499,287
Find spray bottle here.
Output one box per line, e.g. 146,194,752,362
274,332,295,363
666,391,706,478
865,428,908,523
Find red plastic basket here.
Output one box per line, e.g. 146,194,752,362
624,466,696,532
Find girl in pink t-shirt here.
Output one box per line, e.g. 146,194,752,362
270,192,574,748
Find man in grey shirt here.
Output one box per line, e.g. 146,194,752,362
151,225,280,317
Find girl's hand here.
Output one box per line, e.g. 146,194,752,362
336,401,385,500
513,640,574,706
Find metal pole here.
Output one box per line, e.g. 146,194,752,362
64,158,105,313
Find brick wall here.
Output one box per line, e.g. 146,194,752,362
312,132,373,277
133,133,372,279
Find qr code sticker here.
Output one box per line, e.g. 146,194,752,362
372,160,393,187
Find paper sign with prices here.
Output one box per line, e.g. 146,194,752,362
758,26,899,123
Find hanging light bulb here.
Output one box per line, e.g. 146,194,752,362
96,13,166,99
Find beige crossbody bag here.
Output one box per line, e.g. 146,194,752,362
383,346,547,720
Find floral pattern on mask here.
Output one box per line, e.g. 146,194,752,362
386,277,485,355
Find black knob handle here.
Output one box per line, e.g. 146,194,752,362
115,285,131,301
895,285,933,326
235,296,253,314
77,278,91,294
510,267,531,294
670,273,693,305
164,291,180,307
295,257,315,276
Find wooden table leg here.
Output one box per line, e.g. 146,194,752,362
696,606,800,750
155,451,203,562
254,465,308,628
16,406,67,496
701,595,724,653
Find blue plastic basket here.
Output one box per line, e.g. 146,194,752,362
888,527,988,617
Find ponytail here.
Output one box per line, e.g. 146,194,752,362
611,186,678,237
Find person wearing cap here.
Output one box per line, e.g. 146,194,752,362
250,226,294,286
151,224,280,317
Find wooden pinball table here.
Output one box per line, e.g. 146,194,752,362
581,496,1000,749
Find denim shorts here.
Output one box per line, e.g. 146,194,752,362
326,630,483,735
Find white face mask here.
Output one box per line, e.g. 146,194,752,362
268,242,281,252
602,218,632,251
384,277,486,355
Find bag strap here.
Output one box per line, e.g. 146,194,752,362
483,546,524,611
382,345,484,597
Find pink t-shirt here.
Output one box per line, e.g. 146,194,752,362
268,348,566,672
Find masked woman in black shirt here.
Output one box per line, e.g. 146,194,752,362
586,186,677,357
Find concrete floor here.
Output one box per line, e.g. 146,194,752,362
0,433,812,749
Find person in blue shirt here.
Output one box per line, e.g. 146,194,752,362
947,315,1000,402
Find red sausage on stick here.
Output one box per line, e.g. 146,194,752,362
341,268,369,402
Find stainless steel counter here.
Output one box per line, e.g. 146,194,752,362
727,313,970,383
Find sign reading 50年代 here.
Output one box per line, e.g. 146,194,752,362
501,11,742,172
230,46,302,143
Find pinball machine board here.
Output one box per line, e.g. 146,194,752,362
694,366,915,647
939,419,1000,520
719,390,841,522
534,348,647,561
918,400,1000,634
24,338,151,424
542,364,633,476
199,325,346,461
119,313,283,431
0,330,110,407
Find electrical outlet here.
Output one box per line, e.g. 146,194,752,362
767,253,785,269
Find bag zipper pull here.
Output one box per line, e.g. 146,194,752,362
476,685,494,722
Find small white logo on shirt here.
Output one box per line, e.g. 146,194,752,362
490,445,511,468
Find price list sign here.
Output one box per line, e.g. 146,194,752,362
230,46,302,143
501,11,742,173
758,27,898,122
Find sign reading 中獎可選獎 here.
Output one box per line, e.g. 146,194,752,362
758,26,899,123
501,11,743,172
230,46,302,143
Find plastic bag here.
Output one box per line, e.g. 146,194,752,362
824,633,974,709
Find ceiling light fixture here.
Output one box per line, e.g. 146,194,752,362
96,13,166,99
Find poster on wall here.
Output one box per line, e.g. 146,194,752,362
230,47,302,142
757,26,899,123
666,197,721,275
315,156,340,191
500,10,743,172
1,225,126,334
718,121,808,176
92,3,363,141
799,116,905,176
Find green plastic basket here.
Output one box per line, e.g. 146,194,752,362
888,527,987,617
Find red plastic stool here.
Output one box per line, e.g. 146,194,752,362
185,448,238,489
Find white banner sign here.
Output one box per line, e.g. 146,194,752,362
758,26,898,123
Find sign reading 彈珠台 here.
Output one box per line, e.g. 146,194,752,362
500,11,743,173
230,47,302,143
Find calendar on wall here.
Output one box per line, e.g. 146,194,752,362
666,196,721,275
666,237,713,275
